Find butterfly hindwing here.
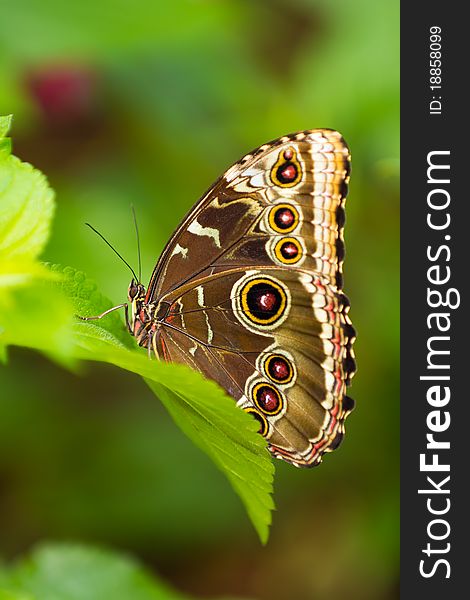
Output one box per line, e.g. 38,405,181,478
151,265,355,467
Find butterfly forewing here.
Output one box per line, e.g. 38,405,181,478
141,129,356,467
147,129,349,301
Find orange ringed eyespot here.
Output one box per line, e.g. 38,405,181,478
268,203,300,234
240,278,288,325
252,383,283,416
273,237,303,264
264,354,294,384
270,147,302,188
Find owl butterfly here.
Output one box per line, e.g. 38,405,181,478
86,129,356,467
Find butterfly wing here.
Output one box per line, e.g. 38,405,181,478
146,129,350,302
152,267,355,467
147,129,356,467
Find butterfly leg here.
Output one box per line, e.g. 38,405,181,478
76,303,130,331
146,328,154,360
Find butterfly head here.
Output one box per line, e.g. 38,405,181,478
127,278,149,339
128,278,146,303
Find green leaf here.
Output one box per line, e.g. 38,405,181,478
0,115,13,153
0,138,55,261
0,544,252,599
56,265,274,543
0,115,13,138
0,543,201,600
0,258,54,290
0,280,75,366
0,115,74,364
50,264,134,349
151,382,274,544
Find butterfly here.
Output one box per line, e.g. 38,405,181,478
85,129,356,468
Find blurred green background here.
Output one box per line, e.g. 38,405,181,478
0,1,399,599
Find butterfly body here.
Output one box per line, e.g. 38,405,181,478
127,129,356,467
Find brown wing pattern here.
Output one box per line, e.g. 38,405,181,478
147,129,349,301
147,129,356,467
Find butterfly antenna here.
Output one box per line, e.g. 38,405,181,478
85,223,139,282
131,204,142,282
